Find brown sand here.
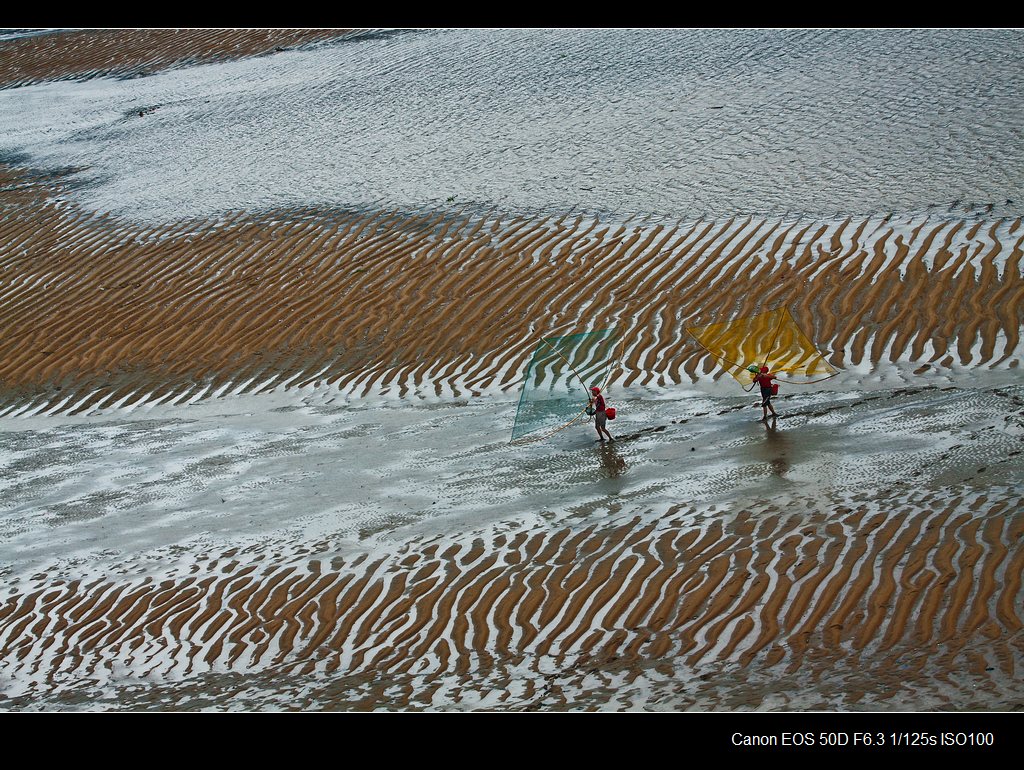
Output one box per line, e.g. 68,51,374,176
1,163,1022,417
1,492,1020,708
0,29,354,89
1,152,1022,709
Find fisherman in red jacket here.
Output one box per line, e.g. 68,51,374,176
753,366,778,420
590,385,613,442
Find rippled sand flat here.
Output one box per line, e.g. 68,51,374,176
0,385,1021,710
0,29,1022,711
1,164,1021,419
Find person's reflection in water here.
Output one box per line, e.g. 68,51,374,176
598,440,627,478
762,415,789,477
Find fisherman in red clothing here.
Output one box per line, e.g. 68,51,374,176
590,385,613,442
753,366,778,420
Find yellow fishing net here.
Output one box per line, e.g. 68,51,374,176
686,307,839,384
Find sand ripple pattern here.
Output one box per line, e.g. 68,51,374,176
1,167,1022,417
0,29,356,89
0,491,1020,709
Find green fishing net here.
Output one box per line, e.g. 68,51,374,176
511,328,620,442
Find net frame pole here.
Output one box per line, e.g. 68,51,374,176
509,328,619,445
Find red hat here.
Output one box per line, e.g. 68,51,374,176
590,386,601,393
760,366,769,373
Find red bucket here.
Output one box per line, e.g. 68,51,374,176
605,407,617,420
771,383,779,396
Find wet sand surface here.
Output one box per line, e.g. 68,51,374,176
1,163,1021,418
2,29,1022,222
0,29,354,89
0,383,1021,710
0,29,1022,711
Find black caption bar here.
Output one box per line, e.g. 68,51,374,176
711,712,1017,755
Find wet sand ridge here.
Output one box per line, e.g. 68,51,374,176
1,486,1020,709
1,166,1021,417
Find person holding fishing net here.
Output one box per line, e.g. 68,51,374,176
748,365,779,420
588,385,614,442
687,307,842,424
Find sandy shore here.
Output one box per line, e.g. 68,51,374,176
0,29,1021,711
0,162,1021,420
0,383,1020,710
1,161,1022,712
0,29,353,89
